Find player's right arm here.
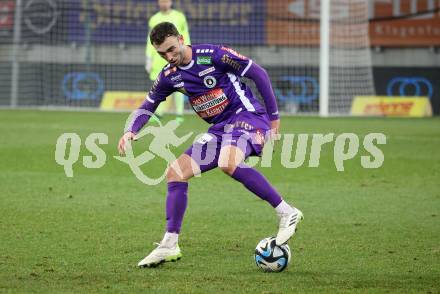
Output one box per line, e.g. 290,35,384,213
118,71,174,156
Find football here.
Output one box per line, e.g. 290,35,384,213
254,237,291,272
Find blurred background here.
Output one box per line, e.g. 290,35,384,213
0,0,439,116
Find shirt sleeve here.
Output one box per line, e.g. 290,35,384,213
147,70,174,102
243,62,279,121
125,72,174,133
212,46,253,77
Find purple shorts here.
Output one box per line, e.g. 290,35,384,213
184,111,271,173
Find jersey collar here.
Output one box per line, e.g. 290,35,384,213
178,45,194,70
178,59,194,70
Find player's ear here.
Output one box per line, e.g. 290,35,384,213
178,35,184,45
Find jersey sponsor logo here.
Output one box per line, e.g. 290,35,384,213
190,88,230,119
197,56,212,65
170,74,182,82
203,75,217,88
233,120,254,131
164,67,177,77
173,82,184,88
198,66,216,77
221,47,247,60
221,54,242,71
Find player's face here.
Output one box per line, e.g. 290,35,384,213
154,35,185,67
158,0,172,11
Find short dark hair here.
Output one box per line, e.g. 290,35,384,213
150,22,180,45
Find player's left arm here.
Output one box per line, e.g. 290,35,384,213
243,62,280,140
213,46,280,122
213,47,280,139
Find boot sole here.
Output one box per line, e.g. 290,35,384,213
139,254,182,268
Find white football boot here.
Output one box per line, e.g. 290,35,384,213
276,208,304,245
137,242,182,268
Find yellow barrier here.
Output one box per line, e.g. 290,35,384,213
351,96,432,117
100,91,146,111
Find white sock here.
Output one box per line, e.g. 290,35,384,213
161,232,179,247
275,200,295,214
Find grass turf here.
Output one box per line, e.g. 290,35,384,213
0,109,439,293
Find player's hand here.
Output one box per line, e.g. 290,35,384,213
118,131,136,156
270,119,281,142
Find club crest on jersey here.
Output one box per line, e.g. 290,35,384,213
198,66,215,77
197,56,212,65
203,75,217,88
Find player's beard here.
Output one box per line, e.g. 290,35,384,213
176,44,188,67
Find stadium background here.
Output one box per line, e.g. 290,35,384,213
0,0,439,115
0,1,439,292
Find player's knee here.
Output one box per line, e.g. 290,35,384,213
219,162,238,176
166,167,176,182
218,146,244,176
166,166,183,182
166,160,191,182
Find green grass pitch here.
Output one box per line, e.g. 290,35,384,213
0,109,439,293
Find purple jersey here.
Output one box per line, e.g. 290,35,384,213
126,44,279,134
150,44,265,122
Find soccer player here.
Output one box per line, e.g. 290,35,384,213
145,0,190,123
118,22,303,268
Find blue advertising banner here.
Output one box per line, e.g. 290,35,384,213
67,0,265,45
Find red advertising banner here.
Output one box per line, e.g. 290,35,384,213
266,0,440,47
